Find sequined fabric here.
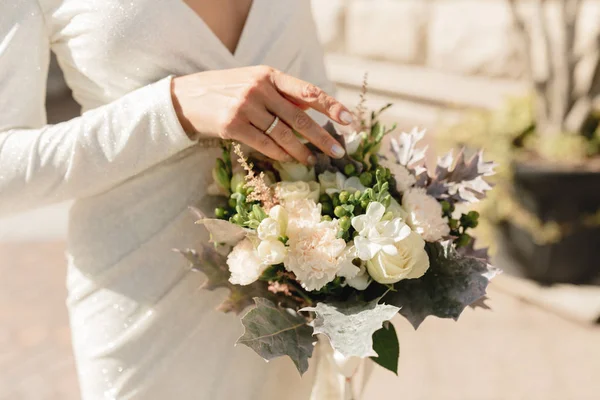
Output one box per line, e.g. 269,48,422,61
0,1,333,398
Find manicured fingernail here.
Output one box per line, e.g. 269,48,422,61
307,155,317,165
340,111,353,125
331,143,345,158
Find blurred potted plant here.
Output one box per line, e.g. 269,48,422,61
441,0,600,284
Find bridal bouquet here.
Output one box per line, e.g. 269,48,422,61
178,94,499,380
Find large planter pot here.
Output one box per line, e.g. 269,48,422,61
499,161,600,284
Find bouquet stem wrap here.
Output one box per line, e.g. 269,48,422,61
310,336,374,400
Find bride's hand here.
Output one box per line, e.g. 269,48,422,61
171,66,353,165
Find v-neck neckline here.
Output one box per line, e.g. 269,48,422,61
179,0,260,61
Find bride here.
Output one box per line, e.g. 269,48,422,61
0,0,353,398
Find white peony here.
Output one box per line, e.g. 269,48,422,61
318,171,366,195
257,240,287,265
274,161,316,182
401,188,450,242
284,220,348,291
227,238,267,286
276,181,320,204
366,230,430,284
351,202,412,261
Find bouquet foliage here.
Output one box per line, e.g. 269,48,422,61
178,88,499,376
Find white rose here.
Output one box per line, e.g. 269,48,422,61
257,240,287,265
402,188,450,242
268,205,288,233
276,181,320,204
274,161,316,182
318,170,338,193
366,230,430,284
227,238,267,285
257,218,282,240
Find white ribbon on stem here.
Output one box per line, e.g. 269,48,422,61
309,336,374,400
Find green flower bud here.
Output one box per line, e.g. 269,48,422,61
381,211,394,221
348,194,355,203
231,214,244,225
212,165,230,192
321,202,333,215
228,198,237,208
252,205,267,221
344,163,356,176
441,200,452,214
468,211,480,220
339,216,351,231
369,154,379,168
322,215,333,221
449,219,459,230
359,171,373,186
339,191,350,204
360,199,370,209
334,206,347,218
230,172,245,193
332,193,341,207
382,195,391,208
319,193,330,203
215,207,226,219
456,233,472,248
354,190,362,199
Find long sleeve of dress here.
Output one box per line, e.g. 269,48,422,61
0,1,196,217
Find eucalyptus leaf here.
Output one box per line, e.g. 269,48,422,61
237,298,315,375
190,207,247,245
301,299,400,359
385,241,499,329
370,321,399,375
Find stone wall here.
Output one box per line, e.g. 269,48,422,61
312,0,600,80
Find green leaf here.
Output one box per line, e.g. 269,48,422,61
301,299,399,359
384,241,499,329
370,321,399,375
237,298,315,375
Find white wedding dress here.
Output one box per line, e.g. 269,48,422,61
0,1,334,398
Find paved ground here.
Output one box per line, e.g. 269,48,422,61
1,241,599,400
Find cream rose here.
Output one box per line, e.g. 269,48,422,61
276,181,320,204
274,161,316,182
366,230,430,284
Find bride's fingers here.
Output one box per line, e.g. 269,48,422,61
236,125,293,163
271,71,353,125
265,89,345,159
251,109,315,165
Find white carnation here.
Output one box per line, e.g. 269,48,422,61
390,164,416,192
284,220,347,291
227,238,267,286
401,188,450,242
284,199,322,238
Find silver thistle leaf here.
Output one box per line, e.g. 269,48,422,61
389,127,428,167
190,207,247,245
301,300,400,359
